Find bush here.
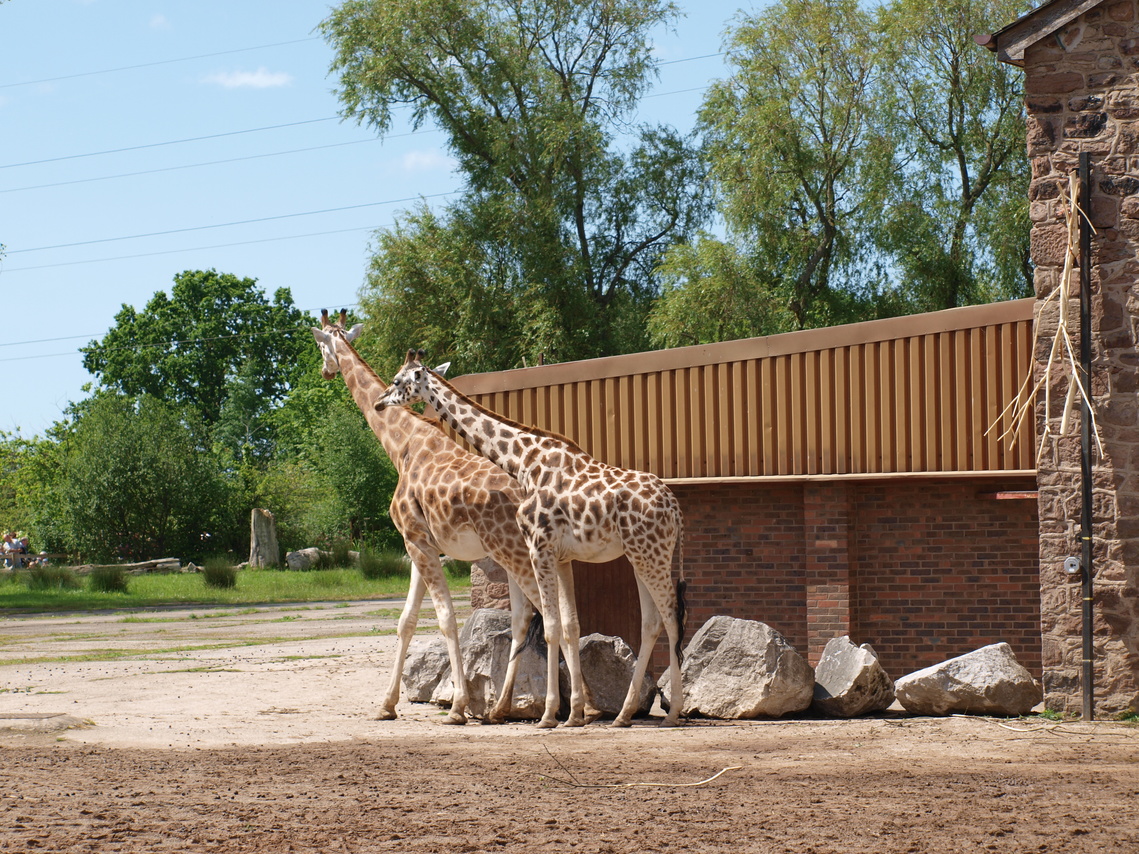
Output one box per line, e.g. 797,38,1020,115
20,564,81,592
201,557,238,590
358,548,409,580
88,565,129,594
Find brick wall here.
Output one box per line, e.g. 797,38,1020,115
668,478,1040,680
472,477,1040,683
1024,0,1139,715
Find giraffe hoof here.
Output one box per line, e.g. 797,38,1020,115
536,717,559,729
610,717,633,729
441,712,468,725
564,714,587,728
375,708,398,721
584,706,604,724
658,717,681,728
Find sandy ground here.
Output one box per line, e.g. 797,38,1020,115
1,598,1137,853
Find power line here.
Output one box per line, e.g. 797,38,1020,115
0,117,341,170
1,126,444,195
8,192,456,255
0,224,385,273
1,138,378,194
0,37,322,90
0,306,363,360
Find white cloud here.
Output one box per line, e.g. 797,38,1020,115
150,14,171,30
203,67,293,89
401,150,455,173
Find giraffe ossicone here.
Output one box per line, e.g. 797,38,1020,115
376,348,687,728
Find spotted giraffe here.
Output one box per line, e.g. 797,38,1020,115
311,312,585,724
376,349,687,727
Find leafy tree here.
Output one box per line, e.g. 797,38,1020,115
876,0,1030,309
55,394,237,562
322,0,711,368
678,0,888,334
80,270,313,447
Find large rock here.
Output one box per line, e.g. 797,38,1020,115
558,633,656,718
894,643,1043,716
811,636,895,718
428,608,550,720
402,613,656,721
401,637,452,702
284,547,360,570
285,548,325,570
659,616,814,719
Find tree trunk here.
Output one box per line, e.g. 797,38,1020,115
249,508,280,568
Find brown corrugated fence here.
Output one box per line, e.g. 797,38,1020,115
450,298,1036,480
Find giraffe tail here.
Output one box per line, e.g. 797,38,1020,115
674,510,687,664
513,611,546,660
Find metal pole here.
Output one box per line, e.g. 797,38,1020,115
1078,152,1095,721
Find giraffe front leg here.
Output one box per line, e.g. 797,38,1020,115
556,561,587,727
487,579,534,724
410,546,469,725
530,549,563,729
377,561,427,720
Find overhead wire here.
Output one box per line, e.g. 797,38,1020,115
0,36,323,90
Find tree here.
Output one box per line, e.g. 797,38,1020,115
80,270,313,446
876,0,1030,310
322,0,711,367
673,0,888,335
55,394,237,562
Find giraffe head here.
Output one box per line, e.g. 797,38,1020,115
374,349,451,411
310,309,363,380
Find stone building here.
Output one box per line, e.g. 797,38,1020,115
983,0,1139,716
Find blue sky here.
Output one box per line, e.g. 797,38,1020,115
1,0,756,437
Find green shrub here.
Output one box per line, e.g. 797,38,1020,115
358,548,409,580
201,557,238,590
88,565,129,594
20,564,81,592
330,539,352,569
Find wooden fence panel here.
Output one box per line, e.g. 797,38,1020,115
449,300,1038,479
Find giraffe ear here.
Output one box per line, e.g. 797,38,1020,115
432,361,451,376
346,323,363,342
405,348,417,364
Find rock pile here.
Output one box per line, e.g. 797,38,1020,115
403,611,1043,722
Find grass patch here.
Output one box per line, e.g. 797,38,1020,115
88,566,129,594
0,565,470,614
201,556,238,590
358,548,409,580
18,565,81,592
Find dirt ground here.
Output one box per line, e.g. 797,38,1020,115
1,598,1137,853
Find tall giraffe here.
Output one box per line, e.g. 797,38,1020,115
311,312,566,724
376,349,687,727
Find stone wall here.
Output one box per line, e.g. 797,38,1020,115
1025,0,1139,715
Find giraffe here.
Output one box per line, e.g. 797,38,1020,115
311,311,571,725
375,349,687,728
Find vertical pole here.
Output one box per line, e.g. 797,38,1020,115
1078,152,1095,721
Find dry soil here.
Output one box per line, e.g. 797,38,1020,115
1,598,1136,853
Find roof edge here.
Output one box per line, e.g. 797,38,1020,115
453,298,1035,394
976,0,1107,66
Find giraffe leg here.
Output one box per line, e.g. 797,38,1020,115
556,561,587,727
487,578,534,724
613,578,663,728
377,561,427,720
529,547,564,728
408,545,469,725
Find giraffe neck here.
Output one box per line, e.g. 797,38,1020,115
419,373,533,484
334,339,424,469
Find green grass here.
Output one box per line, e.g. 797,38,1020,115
0,564,470,613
